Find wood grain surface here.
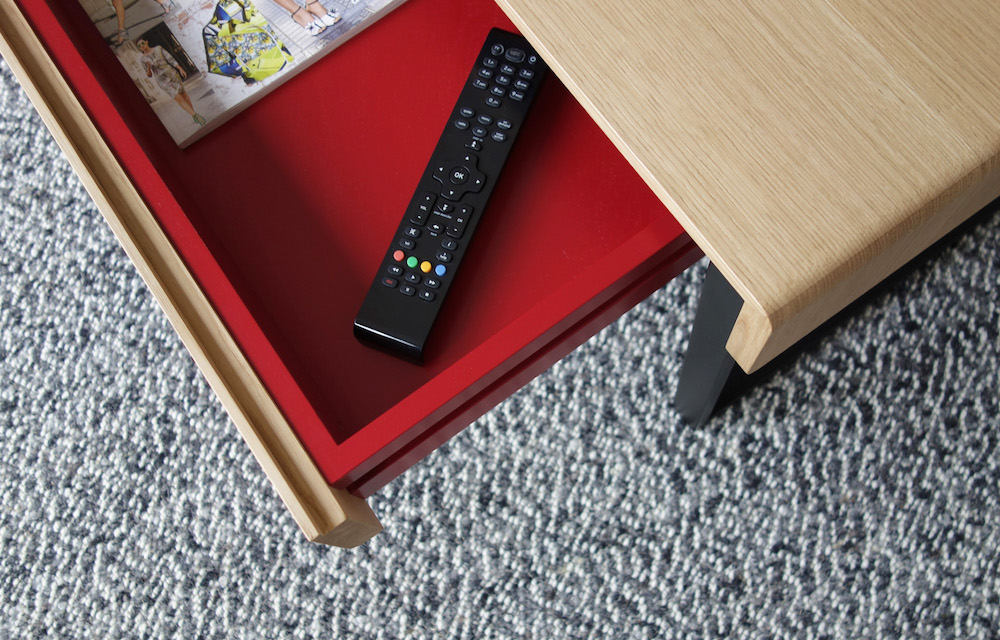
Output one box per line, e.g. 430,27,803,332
496,0,1000,372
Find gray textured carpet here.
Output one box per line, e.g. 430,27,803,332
2,55,1000,639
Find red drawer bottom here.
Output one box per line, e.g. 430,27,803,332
22,0,695,494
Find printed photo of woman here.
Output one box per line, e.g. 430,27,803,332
137,38,206,125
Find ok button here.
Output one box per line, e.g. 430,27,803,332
450,167,470,185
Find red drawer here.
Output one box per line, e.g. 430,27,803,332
5,0,698,543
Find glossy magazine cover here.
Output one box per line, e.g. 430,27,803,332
78,0,405,146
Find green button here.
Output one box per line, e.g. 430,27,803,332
406,256,418,269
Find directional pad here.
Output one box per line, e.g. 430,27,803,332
433,153,486,201
449,167,469,185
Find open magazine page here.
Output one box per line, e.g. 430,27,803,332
78,0,406,147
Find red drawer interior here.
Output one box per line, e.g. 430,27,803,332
20,0,695,494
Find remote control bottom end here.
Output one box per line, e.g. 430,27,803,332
353,321,425,363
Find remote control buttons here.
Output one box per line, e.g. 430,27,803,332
505,48,525,63
385,248,449,302
475,54,533,110
433,154,485,201
449,167,469,185
490,43,504,56
411,192,435,225
393,250,405,262
457,106,512,150
385,248,450,302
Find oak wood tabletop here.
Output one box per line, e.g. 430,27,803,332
496,0,1000,372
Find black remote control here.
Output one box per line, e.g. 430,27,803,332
354,28,547,362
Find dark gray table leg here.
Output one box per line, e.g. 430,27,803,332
673,199,999,426
674,262,747,426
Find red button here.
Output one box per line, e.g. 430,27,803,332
393,250,405,262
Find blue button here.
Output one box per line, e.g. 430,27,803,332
435,264,447,277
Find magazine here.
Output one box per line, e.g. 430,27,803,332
79,0,406,147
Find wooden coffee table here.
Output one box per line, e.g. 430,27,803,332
496,0,1000,420
4,0,998,545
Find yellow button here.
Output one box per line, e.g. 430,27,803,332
420,261,432,273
